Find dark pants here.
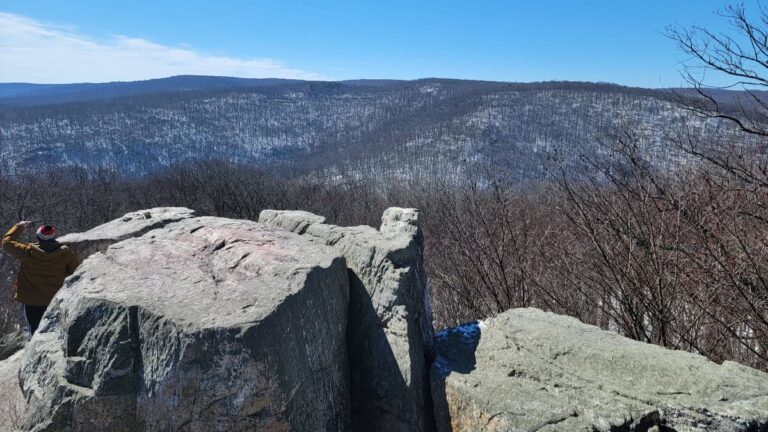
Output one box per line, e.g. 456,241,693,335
24,304,47,335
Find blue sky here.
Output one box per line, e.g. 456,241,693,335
0,0,752,87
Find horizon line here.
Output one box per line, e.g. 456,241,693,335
0,74,708,91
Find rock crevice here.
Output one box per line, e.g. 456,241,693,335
259,208,435,432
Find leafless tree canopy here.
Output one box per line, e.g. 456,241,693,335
669,3,768,137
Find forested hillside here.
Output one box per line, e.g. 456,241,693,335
0,79,727,181
0,78,764,374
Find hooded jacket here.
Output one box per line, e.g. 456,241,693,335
2,224,80,306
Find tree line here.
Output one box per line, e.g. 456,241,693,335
0,138,766,371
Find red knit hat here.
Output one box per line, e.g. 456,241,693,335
36,225,58,241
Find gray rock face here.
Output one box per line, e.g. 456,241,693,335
20,216,351,431
0,325,25,362
0,348,26,432
431,308,768,432
258,210,326,234
259,208,434,432
58,207,195,260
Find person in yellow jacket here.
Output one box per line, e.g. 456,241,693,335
2,221,79,335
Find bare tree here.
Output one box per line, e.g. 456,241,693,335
663,2,768,368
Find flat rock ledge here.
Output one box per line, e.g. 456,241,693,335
431,308,768,432
20,215,350,431
58,207,196,259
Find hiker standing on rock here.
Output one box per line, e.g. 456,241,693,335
2,221,79,335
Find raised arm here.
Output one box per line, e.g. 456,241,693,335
2,221,33,260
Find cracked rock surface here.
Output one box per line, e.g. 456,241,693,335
431,308,768,432
58,207,196,260
20,216,351,431
260,208,434,432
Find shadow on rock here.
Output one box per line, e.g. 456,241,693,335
347,271,416,431
430,321,481,431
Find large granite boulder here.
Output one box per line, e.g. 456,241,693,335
432,308,768,432
260,208,434,432
20,216,351,431
58,207,196,259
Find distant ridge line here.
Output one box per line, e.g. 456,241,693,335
0,75,671,107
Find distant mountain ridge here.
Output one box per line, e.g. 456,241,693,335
2,75,756,107
0,76,740,181
0,75,666,107
0,76,308,106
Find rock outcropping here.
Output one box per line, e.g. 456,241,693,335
5,207,768,432
259,208,434,432
431,308,768,432
21,215,351,431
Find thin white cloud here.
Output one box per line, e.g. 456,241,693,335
0,12,325,83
